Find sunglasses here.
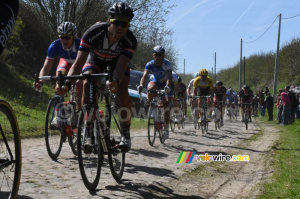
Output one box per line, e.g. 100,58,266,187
59,35,74,40
110,19,130,28
153,53,163,57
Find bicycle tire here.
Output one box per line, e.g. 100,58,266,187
244,110,248,130
0,100,21,199
158,109,166,144
193,108,198,129
147,107,157,146
68,133,78,156
170,119,175,132
45,96,64,160
77,109,102,191
108,112,125,182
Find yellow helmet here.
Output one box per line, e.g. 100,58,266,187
199,69,208,76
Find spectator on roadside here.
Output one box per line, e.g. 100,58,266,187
281,89,291,126
265,92,274,121
265,87,270,95
276,90,283,124
258,90,265,117
286,85,297,123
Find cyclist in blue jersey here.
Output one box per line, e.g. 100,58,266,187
34,22,80,94
0,0,19,55
138,45,173,138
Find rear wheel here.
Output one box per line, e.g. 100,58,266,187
45,96,64,160
108,112,125,181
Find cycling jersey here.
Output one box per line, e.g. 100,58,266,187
0,0,19,55
226,90,237,103
145,59,173,83
80,22,137,76
239,89,254,102
193,76,214,95
46,38,81,63
214,86,227,102
178,83,187,99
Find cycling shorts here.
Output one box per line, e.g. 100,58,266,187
57,58,73,72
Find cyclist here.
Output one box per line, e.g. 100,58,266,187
213,81,226,126
226,88,236,116
138,45,173,138
239,85,254,122
34,22,80,92
192,69,214,121
33,22,81,126
187,72,199,113
62,2,137,150
0,0,19,55
178,77,187,116
252,94,259,118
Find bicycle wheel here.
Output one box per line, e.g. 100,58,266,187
68,132,78,156
147,107,157,146
108,112,125,181
0,100,21,199
77,109,102,191
158,109,166,144
170,119,175,132
244,110,248,130
193,108,198,129
45,96,64,160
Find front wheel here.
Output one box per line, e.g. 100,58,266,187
0,100,22,199
45,96,64,160
147,107,157,146
77,109,102,191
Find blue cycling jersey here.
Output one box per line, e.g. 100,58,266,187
226,90,237,103
145,59,172,83
46,38,81,63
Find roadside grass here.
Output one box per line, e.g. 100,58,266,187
257,107,300,198
0,63,148,138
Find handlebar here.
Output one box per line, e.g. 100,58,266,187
148,89,169,102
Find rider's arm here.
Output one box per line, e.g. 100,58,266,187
39,59,54,83
113,54,130,84
165,70,172,87
140,70,150,86
68,51,89,77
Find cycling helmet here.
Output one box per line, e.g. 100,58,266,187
57,22,77,35
199,69,208,76
108,2,134,21
243,85,250,89
195,72,200,77
216,81,223,86
152,45,165,54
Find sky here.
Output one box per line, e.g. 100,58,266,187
165,0,300,75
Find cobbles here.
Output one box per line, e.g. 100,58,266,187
18,119,258,198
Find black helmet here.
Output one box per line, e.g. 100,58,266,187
243,85,250,89
216,81,223,86
108,2,134,21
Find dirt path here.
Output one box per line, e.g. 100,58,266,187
17,117,279,198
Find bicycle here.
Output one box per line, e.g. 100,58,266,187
0,100,22,199
241,103,252,130
147,89,168,146
226,102,237,122
193,95,211,134
42,68,127,190
213,101,223,130
36,73,78,159
170,97,185,132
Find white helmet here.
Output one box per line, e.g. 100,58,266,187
57,22,77,35
195,72,200,77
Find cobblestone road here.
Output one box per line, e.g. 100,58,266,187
17,117,259,199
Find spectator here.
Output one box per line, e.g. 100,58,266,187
258,90,265,117
286,85,297,123
281,89,291,125
276,90,283,124
265,92,274,121
265,87,270,95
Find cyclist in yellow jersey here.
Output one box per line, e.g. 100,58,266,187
192,69,214,121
